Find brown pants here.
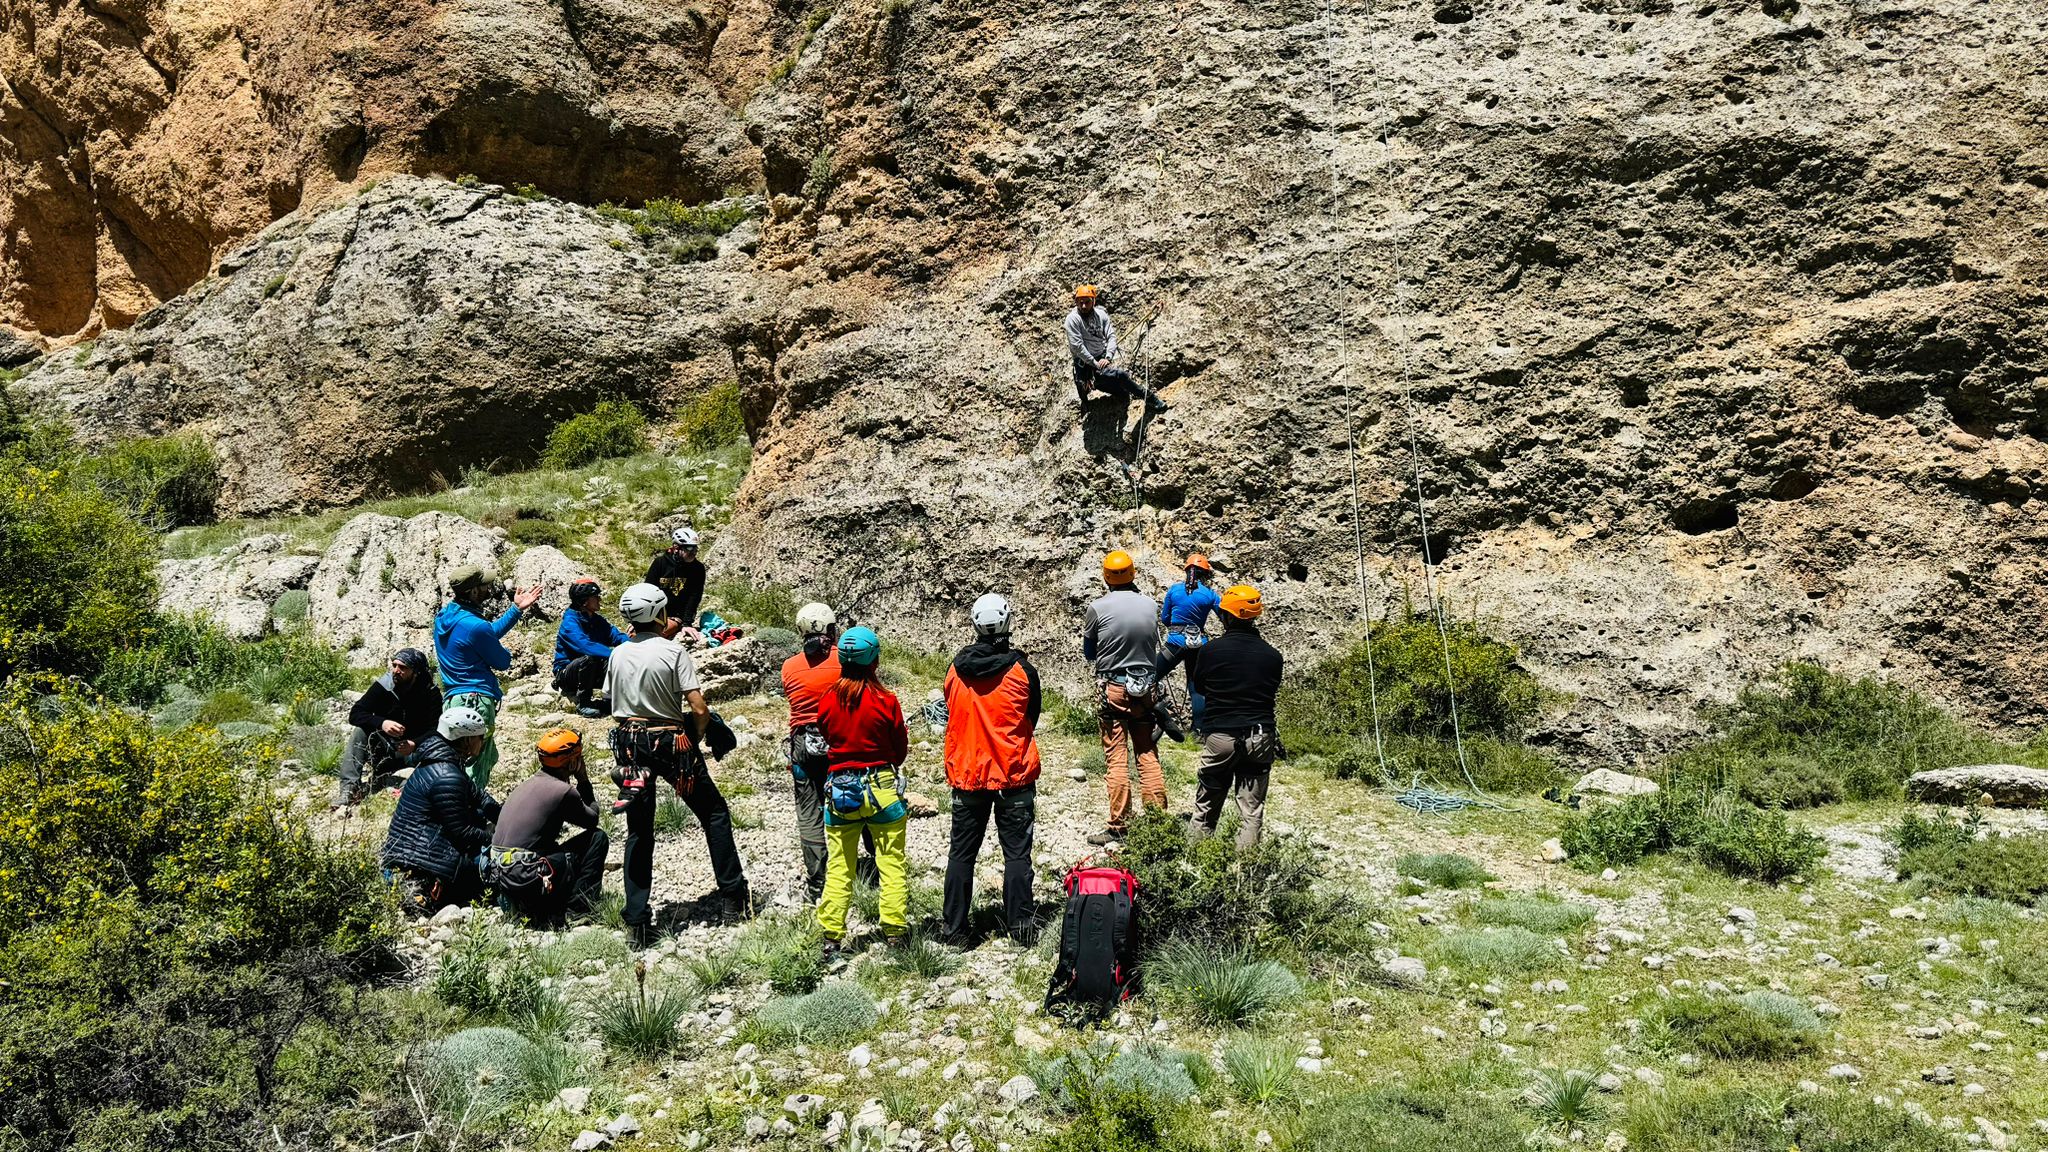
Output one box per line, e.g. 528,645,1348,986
1194,731,1273,850
1102,682,1166,832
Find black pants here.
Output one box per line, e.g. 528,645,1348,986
622,756,747,931
554,655,608,700
337,728,406,804
1075,365,1150,404
942,783,1037,943
506,827,610,926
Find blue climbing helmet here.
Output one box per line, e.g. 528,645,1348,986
838,626,881,668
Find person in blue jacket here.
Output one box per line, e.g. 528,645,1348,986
554,579,629,718
1158,552,1221,738
435,565,541,790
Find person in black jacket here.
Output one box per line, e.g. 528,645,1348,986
644,526,707,629
1161,584,1284,849
336,647,443,807
380,706,500,918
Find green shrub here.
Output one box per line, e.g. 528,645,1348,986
1691,803,1826,882
421,1026,540,1122
1038,1061,1210,1152
270,588,311,624
710,577,797,630
741,980,877,1048
686,946,745,990
1146,940,1301,1026
94,614,349,709
1396,852,1494,889
1291,1086,1530,1152
1434,927,1561,975
0,463,157,679
677,378,747,450
1278,607,1546,758
1562,788,1821,882
1222,1035,1300,1104
766,938,824,995
1887,809,2048,904
1665,661,2030,804
1625,1084,1950,1152
80,434,221,527
1046,692,1103,739
1651,992,1823,1059
1471,893,1596,934
655,793,695,834
542,399,648,469
505,516,572,548
533,927,629,976
1116,808,1325,952
1037,1043,1201,1112
1327,733,1565,794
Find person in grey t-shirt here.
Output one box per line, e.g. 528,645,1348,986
1066,285,1165,411
1080,549,1167,845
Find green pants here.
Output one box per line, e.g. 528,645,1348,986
444,692,501,791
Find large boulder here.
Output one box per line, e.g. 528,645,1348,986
18,177,768,515
1573,769,1661,802
155,533,321,640
694,637,777,703
307,511,507,666
511,545,589,623
1905,766,2048,809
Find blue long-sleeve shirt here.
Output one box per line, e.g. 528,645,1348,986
554,609,629,673
1159,582,1221,645
434,601,523,700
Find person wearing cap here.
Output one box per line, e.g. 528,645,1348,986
813,626,911,953
1162,585,1285,849
645,526,707,630
490,729,608,926
609,582,750,944
554,579,629,718
1065,285,1164,411
380,706,501,917
335,646,442,807
1158,552,1222,739
940,593,1043,945
781,601,877,903
1082,549,1167,846
434,565,543,790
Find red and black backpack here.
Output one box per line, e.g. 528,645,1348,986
1044,861,1141,1019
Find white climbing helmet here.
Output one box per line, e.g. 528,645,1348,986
439,706,490,741
619,582,669,625
795,602,836,636
671,526,699,548
970,593,1012,636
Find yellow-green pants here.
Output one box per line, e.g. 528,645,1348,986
818,817,908,941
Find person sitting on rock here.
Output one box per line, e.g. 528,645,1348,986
380,706,500,918
814,626,912,957
335,646,442,808
554,579,628,718
645,527,707,632
489,729,608,928
940,593,1043,947
1067,284,1164,411
434,565,541,791
607,582,751,946
1161,585,1284,849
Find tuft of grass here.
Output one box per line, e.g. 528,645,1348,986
1524,1068,1603,1129
654,793,694,833
1222,1035,1301,1104
1433,927,1561,975
542,399,648,470
1471,893,1595,934
1396,852,1494,889
686,946,745,990
1292,1085,1529,1151
1651,991,1824,1060
420,1026,540,1123
885,930,962,979
596,962,690,1058
738,980,877,1048
533,928,629,977
1562,788,1824,882
1625,1084,1951,1152
1145,940,1301,1027
1887,807,2048,905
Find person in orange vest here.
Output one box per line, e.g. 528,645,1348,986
939,593,1044,946
780,601,877,903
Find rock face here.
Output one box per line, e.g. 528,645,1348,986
22,0,2048,755
17,178,766,514
306,510,507,665
0,0,777,337
1906,766,2048,809
156,533,320,640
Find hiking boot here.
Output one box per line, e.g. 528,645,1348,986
577,703,605,719
1086,829,1122,847
718,885,752,923
628,922,657,950
1145,394,1168,413
820,937,844,964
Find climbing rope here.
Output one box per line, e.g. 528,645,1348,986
1395,776,1512,814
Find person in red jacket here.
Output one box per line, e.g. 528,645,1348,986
813,627,911,952
781,601,878,902
940,593,1043,945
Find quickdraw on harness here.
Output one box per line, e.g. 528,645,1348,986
609,720,700,811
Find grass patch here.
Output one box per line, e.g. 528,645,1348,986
1433,927,1561,975
78,434,221,528
1396,852,1494,889
420,1026,542,1124
1560,788,1825,882
1650,991,1824,1060
738,980,877,1048
94,613,350,710
1625,1084,1950,1152
1470,893,1596,934
710,577,798,631
1291,1085,1530,1152
1887,807,2048,905
1145,940,1302,1027
542,399,648,470
594,197,752,263
1036,1042,1202,1112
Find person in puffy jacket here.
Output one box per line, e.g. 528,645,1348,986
940,594,1042,945
814,627,910,953
380,706,501,917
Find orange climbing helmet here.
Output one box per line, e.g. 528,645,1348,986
537,728,583,770
1102,550,1136,586
1220,584,1264,620
1073,284,1100,301
1184,552,1212,572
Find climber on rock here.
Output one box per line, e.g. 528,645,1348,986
1067,285,1165,411
554,579,628,718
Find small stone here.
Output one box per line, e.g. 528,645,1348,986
1975,1117,2009,1150
1726,907,1757,926
1826,1064,1862,1081
1634,1067,1664,1088
1963,1083,1987,1097
605,1114,642,1137
1925,1066,1956,1085
771,1118,796,1137
998,1075,1039,1105
1012,1025,1051,1052
1068,768,1087,782
1604,1133,1629,1152
947,987,983,1007
736,1042,760,1062
1600,868,1619,881
743,1115,769,1140
571,1132,612,1152
1295,1056,1325,1074
849,1044,874,1068
431,903,470,924
1381,956,1428,987
556,1087,593,1114
1539,838,1568,863
786,1093,826,1119
1595,1073,1624,1093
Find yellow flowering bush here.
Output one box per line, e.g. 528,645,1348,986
0,464,156,679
